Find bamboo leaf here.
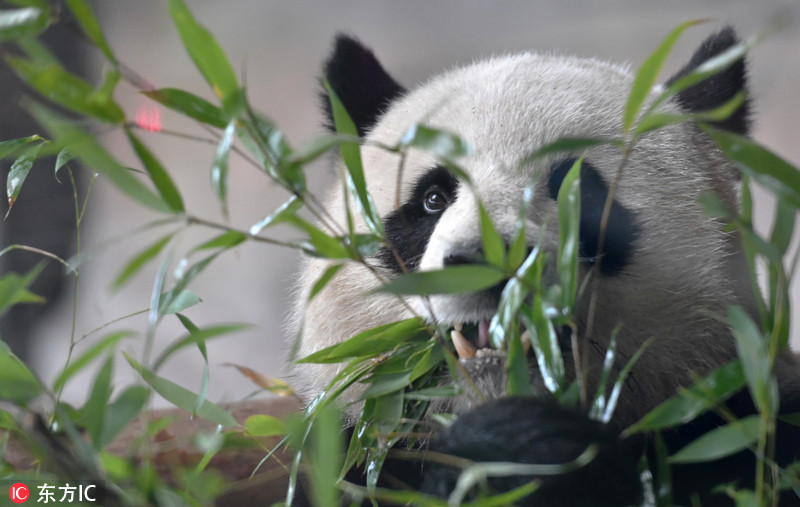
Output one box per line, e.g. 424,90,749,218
225,363,293,395
308,404,343,507
490,248,540,349
367,390,403,488
506,325,532,396
624,19,706,133
652,432,673,507
398,124,471,159
669,415,760,464
0,6,48,41
54,147,76,179
158,289,201,315
324,80,383,237
168,0,238,108
64,0,115,63
298,318,425,364
160,254,218,314
124,353,237,427
701,125,800,209
770,199,795,257
409,344,444,382
360,371,412,399
171,313,211,415
14,27,56,65
176,312,200,334
0,341,42,404
53,331,134,393
8,56,125,123
479,202,505,268
556,157,581,309
212,120,236,215
236,112,303,191
5,2,49,12
635,91,746,135
94,68,120,104
249,195,302,235
191,230,247,253
602,338,650,423
728,305,777,416
29,104,170,212
112,233,174,289
288,133,360,165
0,263,45,316
521,299,565,395
245,414,287,437
97,385,150,449
152,324,249,371
6,142,43,216
404,385,460,401
377,265,505,296
287,216,350,259
83,355,114,447
142,88,227,128
126,129,185,212
659,40,751,109
627,361,745,433
524,137,617,163
0,134,42,160
507,217,529,271
308,263,343,302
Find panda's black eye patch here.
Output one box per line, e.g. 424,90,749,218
547,158,639,275
377,165,459,273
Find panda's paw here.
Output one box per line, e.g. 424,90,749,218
421,396,644,507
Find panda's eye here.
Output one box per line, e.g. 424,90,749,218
423,187,449,213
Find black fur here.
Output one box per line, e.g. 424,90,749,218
377,165,459,273
666,27,751,135
547,158,639,275
321,34,406,137
421,397,644,506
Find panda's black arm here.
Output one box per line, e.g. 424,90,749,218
418,391,800,507
297,398,643,506
419,397,645,507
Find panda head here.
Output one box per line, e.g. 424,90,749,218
291,29,754,425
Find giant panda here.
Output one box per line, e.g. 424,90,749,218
289,28,800,506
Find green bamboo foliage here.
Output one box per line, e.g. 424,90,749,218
0,4,797,505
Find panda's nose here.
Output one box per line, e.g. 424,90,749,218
443,246,507,301
443,248,484,266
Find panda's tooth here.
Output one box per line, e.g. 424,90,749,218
451,329,476,359
520,330,531,355
453,322,463,332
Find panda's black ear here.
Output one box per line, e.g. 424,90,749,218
321,34,406,137
666,27,751,135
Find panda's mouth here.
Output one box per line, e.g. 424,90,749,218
449,321,531,360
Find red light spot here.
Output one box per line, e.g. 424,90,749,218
135,107,161,132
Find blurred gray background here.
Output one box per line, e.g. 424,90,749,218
7,0,799,406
